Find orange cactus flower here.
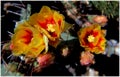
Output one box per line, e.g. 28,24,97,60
78,24,106,54
27,6,65,43
10,21,45,58
80,51,95,66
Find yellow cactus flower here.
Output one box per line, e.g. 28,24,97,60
10,21,45,58
78,24,106,54
27,6,65,46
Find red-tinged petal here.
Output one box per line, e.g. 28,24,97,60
46,17,55,24
51,32,57,37
92,31,99,37
38,20,48,29
21,30,33,44
58,20,61,26
89,42,94,49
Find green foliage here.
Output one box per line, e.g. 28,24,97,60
91,1,119,18
20,4,31,20
1,63,24,76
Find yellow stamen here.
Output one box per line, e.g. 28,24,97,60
87,35,95,42
47,24,55,32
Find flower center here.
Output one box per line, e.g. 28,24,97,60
47,24,55,32
87,35,95,42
